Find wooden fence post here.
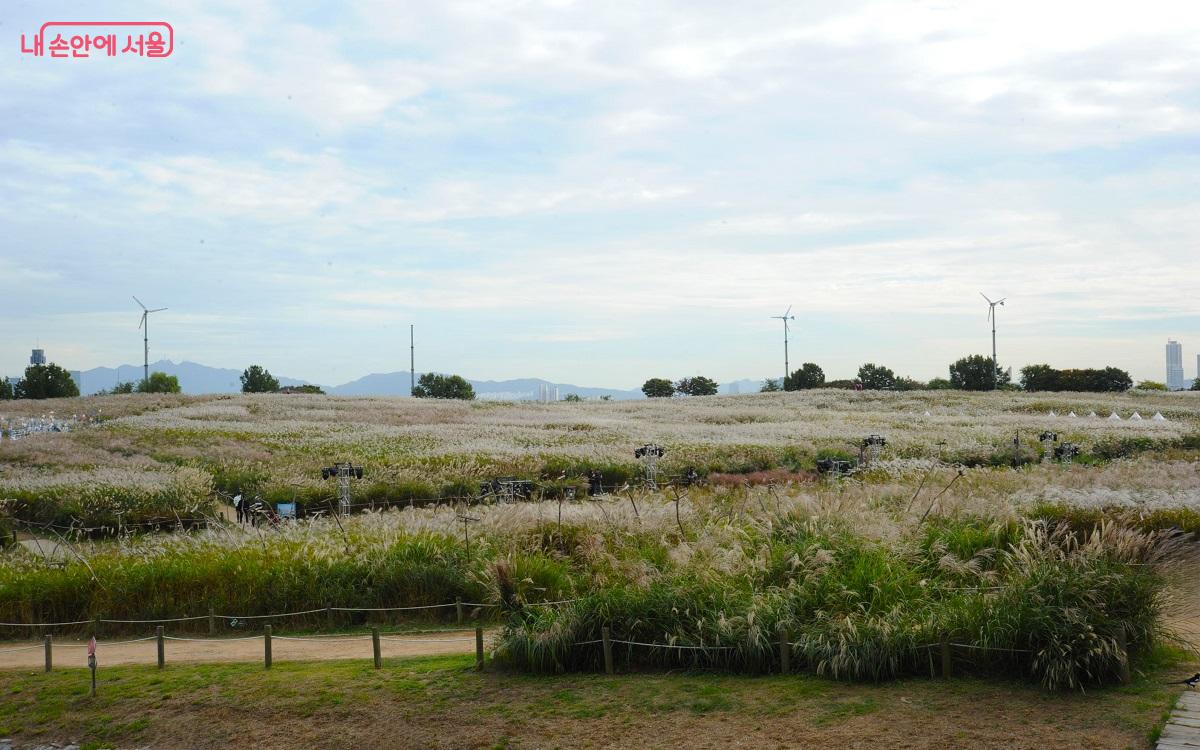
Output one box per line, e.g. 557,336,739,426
44,634,52,673
325,604,334,630
156,626,165,669
93,615,101,638
372,627,381,670
940,636,952,679
602,626,614,675
208,606,216,635
1116,626,1131,685
264,625,272,669
475,627,484,671
778,626,790,675
456,598,464,625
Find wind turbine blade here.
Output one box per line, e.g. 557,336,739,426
980,292,993,304
996,298,1006,305
138,313,146,329
132,295,147,310
783,305,792,317
149,307,167,313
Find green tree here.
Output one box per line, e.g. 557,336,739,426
641,378,675,398
674,376,719,396
821,379,858,389
412,372,475,400
1021,364,1131,393
1192,379,1200,391
278,384,324,394
0,377,13,400
949,354,1009,391
137,371,181,393
98,381,135,395
856,363,896,390
240,365,280,393
893,376,926,391
760,379,781,392
1020,364,1059,392
784,363,825,391
14,364,79,399
1135,380,1168,391
1093,367,1133,392
563,393,583,402
926,377,955,390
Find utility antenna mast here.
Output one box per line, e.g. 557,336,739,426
980,293,1006,390
133,296,167,385
409,324,415,396
770,306,795,388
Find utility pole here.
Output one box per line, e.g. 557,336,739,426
410,324,415,396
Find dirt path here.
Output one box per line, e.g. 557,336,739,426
0,629,488,670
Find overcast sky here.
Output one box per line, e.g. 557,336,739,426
3,0,1199,388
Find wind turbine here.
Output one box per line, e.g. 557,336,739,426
981,293,1006,390
770,306,796,389
133,296,167,386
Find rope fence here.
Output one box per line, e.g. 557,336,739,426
0,597,577,631
2,624,492,682
569,624,1105,681
0,621,1131,692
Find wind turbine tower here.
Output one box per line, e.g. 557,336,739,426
770,306,796,389
980,293,1006,389
133,296,167,385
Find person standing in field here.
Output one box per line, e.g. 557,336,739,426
233,493,244,524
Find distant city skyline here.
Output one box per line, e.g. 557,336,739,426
3,2,1199,386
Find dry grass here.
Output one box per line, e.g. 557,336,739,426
2,390,1197,507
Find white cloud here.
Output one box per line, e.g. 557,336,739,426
2,0,1199,383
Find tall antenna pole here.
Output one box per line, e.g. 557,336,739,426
980,293,1006,390
409,324,415,396
770,306,795,388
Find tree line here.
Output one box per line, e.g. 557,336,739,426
0,364,186,400
641,376,720,398
746,355,1141,393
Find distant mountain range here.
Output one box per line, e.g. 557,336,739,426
73,360,702,400
73,360,771,400
326,371,644,400
76,360,311,396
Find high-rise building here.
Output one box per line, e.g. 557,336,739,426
30,348,46,366
1166,340,1185,390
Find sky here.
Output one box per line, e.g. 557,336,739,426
2,0,1199,389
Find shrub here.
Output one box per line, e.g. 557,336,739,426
240,366,280,393
138,372,181,394
412,373,475,400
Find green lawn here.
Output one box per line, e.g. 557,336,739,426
0,652,1189,749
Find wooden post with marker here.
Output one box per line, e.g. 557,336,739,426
778,625,790,675
475,627,484,671
156,626,165,668
1116,626,1131,685
602,626,614,675
372,627,382,670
